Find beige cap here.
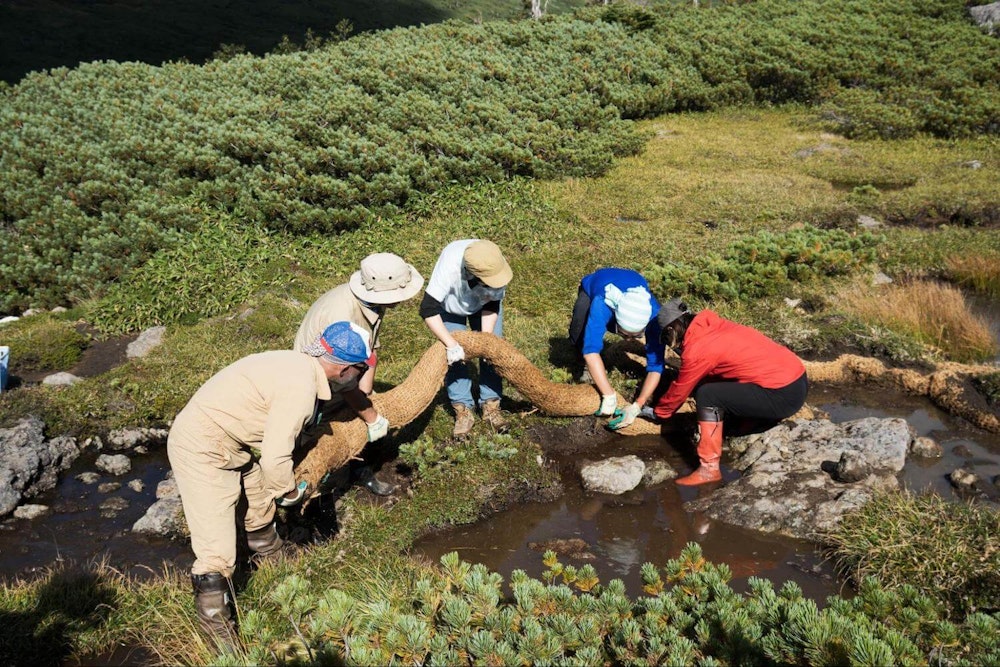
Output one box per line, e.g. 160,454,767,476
463,240,512,288
349,253,424,304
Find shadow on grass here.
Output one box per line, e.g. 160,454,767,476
0,0,455,84
0,567,119,666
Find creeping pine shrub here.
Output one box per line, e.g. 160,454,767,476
1,0,996,313
646,225,881,301
262,543,999,666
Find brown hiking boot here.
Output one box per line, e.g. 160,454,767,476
481,399,509,433
452,403,475,437
191,572,239,650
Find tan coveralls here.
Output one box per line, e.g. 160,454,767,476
167,351,331,577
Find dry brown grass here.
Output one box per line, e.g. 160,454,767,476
945,253,1000,297
839,277,998,362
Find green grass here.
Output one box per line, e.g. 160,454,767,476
825,489,1000,618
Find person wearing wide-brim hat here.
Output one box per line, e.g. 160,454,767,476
567,267,665,428
168,321,376,648
645,299,808,486
420,239,513,437
293,252,423,446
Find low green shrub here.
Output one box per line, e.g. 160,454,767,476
1,0,996,313
400,433,519,478
258,543,999,665
645,224,881,302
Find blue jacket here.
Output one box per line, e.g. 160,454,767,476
579,268,664,373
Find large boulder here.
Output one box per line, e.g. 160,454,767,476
686,418,912,539
580,455,646,495
0,416,80,517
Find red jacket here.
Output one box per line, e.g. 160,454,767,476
654,310,805,420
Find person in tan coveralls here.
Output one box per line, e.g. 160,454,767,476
168,321,376,647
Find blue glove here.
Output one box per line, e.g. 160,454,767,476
639,405,659,422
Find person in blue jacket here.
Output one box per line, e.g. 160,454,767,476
568,268,664,426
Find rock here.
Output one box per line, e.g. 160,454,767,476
126,326,166,359
910,436,943,458
642,460,678,486
98,482,121,494
949,468,979,492
0,417,80,518
106,427,168,451
21,308,43,317
962,160,983,170
95,454,131,476
75,472,100,484
13,504,50,520
527,538,595,560
872,271,893,286
132,497,186,536
155,476,178,499
99,496,130,517
833,450,870,483
82,436,104,450
952,444,973,458
687,418,913,538
969,2,999,35
50,306,68,313
857,215,882,229
0,315,19,326
42,372,82,386
580,455,645,495
128,479,145,493
784,298,802,309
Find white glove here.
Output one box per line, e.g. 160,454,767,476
276,480,308,508
608,402,641,430
595,394,618,417
446,344,465,365
366,414,389,442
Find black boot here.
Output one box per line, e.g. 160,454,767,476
247,522,285,562
191,572,238,649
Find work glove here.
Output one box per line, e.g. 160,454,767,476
594,393,618,417
608,402,641,430
639,405,659,422
446,343,465,365
276,480,308,508
366,414,389,442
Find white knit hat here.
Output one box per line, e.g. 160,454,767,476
604,285,652,334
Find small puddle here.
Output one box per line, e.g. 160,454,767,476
414,384,1000,601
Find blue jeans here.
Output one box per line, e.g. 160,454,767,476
442,307,503,408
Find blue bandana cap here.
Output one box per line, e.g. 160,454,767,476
303,321,374,366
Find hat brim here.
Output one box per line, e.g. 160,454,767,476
348,267,425,304
477,263,513,289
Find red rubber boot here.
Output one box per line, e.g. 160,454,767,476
676,420,723,486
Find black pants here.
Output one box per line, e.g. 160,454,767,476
693,372,808,422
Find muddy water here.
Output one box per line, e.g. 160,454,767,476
414,384,1000,601
0,448,193,583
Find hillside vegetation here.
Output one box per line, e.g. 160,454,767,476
1,0,997,315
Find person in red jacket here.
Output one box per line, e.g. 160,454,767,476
653,299,808,486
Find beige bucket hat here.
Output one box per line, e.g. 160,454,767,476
463,240,512,288
349,253,424,304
